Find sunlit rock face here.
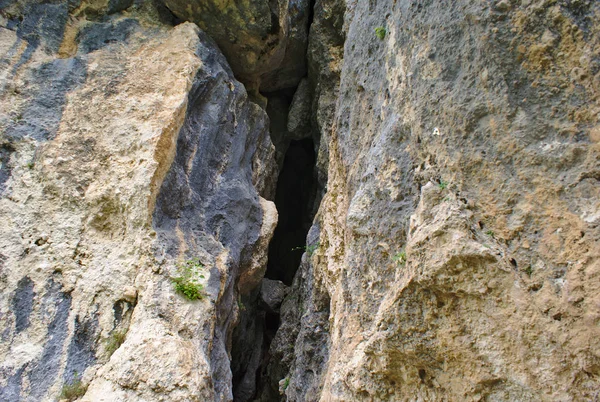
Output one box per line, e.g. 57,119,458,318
1,0,599,401
267,0,600,401
0,2,276,401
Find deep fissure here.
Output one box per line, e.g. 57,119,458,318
230,2,320,398
231,99,319,401
266,138,318,286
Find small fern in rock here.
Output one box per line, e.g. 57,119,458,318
172,258,205,301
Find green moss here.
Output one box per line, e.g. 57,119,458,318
375,26,386,40
105,328,127,357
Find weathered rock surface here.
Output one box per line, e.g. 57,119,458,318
0,3,276,401
270,0,600,401
1,0,599,401
260,278,288,314
286,78,312,141
161,0,311,92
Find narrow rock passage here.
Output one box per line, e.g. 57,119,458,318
231,134,318,401
266,138,318,286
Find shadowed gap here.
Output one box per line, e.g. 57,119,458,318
266,138,317,285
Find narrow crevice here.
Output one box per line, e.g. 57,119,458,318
231,134,318,402
230,0,322,397
231,85,319,400
265,138,317,286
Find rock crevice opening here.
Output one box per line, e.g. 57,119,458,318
231,119,319,402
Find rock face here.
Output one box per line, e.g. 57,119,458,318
0,2,276,401
1,0,599,401
269,0,600,401
161,0,311,92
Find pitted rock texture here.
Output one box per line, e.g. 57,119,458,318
0,3,276,401
1,0,599,401
268,0,600,401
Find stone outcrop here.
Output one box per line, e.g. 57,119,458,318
269,0,600,401
0,2,276,401
1,0,599,401
161,0,311,92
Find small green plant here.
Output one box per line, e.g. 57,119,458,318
374,26,386,40
524,265,533,277
60,373,88,401
283,376,290,391
438,180,448,190
392,250,407,265
26,162,34,169
485,230,495,238
292,241,320,256
172,258,205,301
105,328,127,356
237,296,246,312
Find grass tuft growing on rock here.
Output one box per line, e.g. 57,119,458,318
291,241,320,256
172,258,205,301
393,250,407,265
59,375,88,401
105,328,127,357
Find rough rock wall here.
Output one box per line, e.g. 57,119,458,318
0,2,277,401
1,0,599,401
161,0,311,93
273,0,600,401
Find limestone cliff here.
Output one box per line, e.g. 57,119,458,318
0,0,599,401
0,2,277,400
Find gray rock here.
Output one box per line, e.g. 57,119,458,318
160,0,310,91
77,18,140,54
3,57,87,142
259,0,311,92
28,279,72,401
260,278,289,313
107,0,134,14
11,276,35,333
271,0,600,400
0,8,278,401
152,27,278,402
286,78,312,140
5,1,69,54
